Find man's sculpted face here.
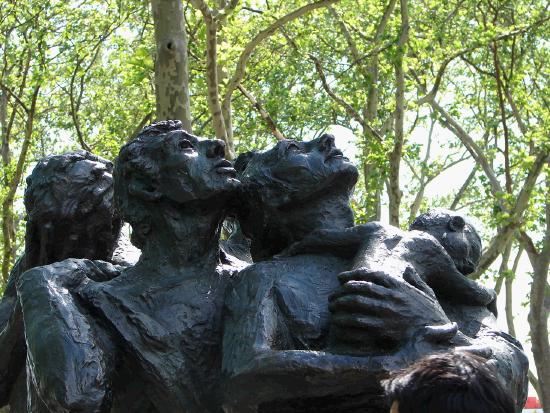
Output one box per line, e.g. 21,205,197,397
156,130,240,203
241,134,358,206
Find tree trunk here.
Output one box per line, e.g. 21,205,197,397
0,89,9,165
151,0,192,132
1,85,39,282
388,0,409,227
528,171,550,412
204,16,232,157
530,255,550,413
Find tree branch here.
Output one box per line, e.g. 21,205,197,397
473,150,550,278
0,81,29,114
237,84,285,141
450,165,477,210
310,55,383,142
417,17,549,105
430,99,503,195
222,0,340,114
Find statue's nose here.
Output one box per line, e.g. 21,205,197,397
205,139,226,158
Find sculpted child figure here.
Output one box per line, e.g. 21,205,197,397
16,121,240,412
222,135,527,412
281,209,497,351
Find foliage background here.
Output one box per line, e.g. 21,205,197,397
1,0,548,407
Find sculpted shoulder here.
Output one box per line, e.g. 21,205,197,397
17,258,121,291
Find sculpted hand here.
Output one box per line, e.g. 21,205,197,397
328,268,455,354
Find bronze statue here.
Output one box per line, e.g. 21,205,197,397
3,127,527,413
16,121,240,412
222,136,527,412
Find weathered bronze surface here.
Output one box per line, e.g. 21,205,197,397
0,124,528,413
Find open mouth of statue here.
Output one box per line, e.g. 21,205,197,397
325,149,348,162
213,159,237,176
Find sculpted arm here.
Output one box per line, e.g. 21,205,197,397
17,260,116,413
0,258,26,406
222,266,430,412
400,234,496,309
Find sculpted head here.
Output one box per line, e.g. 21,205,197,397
235,134,358,260
237,134,358,208
410,209,482,275
114,120,239,248
24,150,121,265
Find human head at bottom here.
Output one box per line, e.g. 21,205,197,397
383,352,514,413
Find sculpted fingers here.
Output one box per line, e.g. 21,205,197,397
330,313,385,331
420,322,458,343
402,267,436,298
329,295,397,317
337,269,399,288
456,344,494,360
329,280,394,302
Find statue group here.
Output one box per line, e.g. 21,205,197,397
0,120,528,413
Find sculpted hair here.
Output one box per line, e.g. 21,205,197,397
25,150,118,225
24,150,122,264
410,208,482,245
236,148,299,208
383,352,515,413
411,208,476,233
114,120,183,248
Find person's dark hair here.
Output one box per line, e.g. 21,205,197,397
383,352,515,413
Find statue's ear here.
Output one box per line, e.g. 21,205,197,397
234,151,257,174
448,215,465,231
128,181,162,202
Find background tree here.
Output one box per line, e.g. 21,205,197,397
0,0,547,409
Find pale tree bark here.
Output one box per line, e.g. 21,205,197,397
151,0,192,131
204,15,229,150
388,0,408,227
504,244,519,330
519,167,550,412
189,0,237,156
494,241,512,295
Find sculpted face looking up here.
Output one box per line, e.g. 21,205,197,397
236,134,359,259
239,134,358,206
114,120,239,250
